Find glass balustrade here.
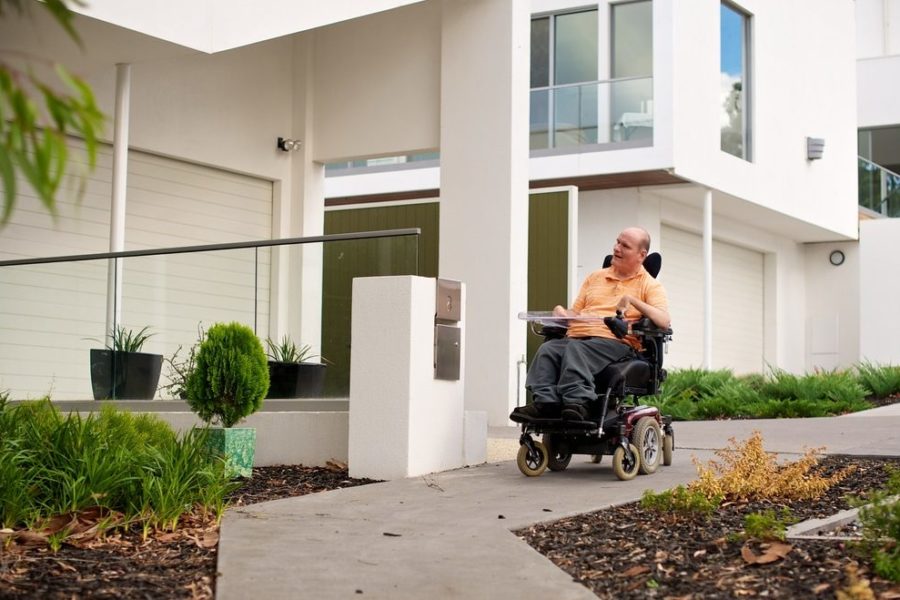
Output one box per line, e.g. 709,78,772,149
858,157,900,218
530,76,653,151
0,231,419,401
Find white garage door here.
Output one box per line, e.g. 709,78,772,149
0,143,273,399
659,225,765,374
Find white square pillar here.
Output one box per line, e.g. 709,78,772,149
348,276,467,480
439,0,529,426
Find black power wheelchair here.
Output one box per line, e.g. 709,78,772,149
509,252,674,481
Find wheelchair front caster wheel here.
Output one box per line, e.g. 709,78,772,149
612,443,640,481
543,435,572,472
517,441,549,477
589,454,602,464
633,417,662,475
663,434,674,466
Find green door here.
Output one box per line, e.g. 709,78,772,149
527,191,570,366
323,202,439,396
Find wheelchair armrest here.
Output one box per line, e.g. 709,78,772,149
631,317,673,338
538,325,568,340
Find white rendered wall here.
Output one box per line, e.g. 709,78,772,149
856,0,900,58
803,241,860,371
439,0,530,426
76,0,428,53
671,0,858,241
312,1,441,163
860,219,900,365
348,276,467,480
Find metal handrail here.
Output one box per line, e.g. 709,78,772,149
858,155,900,179
530,74,652,93
0,227,422,267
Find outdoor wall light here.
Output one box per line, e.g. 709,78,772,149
807,137,825,160
277,137,302,152
829,250,845,266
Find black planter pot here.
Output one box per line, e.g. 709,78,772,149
267,361,326,399
90,349,163,400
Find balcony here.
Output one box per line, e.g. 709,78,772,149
859,157,900,218
529,76,654,152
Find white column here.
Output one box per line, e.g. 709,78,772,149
106,63,131,340
285,36,325,353
703,188,713,369
439,0,529,426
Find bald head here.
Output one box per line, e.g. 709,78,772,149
610,227,651,276
622,227,651,252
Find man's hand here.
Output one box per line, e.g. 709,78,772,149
617,295,671,330
552,305,576,317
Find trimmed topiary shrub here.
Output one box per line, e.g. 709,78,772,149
186,322,269,428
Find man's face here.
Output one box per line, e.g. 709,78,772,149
611,230,647,273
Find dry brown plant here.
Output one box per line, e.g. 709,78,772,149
689,430,855,502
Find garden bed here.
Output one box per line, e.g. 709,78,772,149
0,465,377,599
2,458,899,599
518,455,900,599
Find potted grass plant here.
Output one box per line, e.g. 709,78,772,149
90,326,163,400
186,322,269,478
265,335,328,399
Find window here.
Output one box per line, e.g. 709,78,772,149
720,2,752,160
531,2,653,151
531,9,598,149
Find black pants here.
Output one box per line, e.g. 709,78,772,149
525,337,633,408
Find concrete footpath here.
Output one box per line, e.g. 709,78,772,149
216,405,900,599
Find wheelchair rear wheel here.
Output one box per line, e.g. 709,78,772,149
543,435,572,471
517,441,549,477
612,443,640,480
633,417,662,475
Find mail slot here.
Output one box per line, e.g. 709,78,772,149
434,278,462,380
435,278,461,322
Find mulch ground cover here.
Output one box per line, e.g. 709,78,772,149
518,455,900,599
0,465,377,599
2,455,900,598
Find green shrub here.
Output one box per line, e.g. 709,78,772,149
741,508,796,541
640,485,722,519
265,335,320,363
187,322,269,428
90,325,154,352
856,362,900,399
649,367,872,421
0,400,237,535
854,467,900,582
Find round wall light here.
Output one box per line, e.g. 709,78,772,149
829,250,845,266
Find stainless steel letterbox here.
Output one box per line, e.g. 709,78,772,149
434,278,462,380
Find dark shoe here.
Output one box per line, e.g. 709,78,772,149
510,403,558,422
561,403,588,421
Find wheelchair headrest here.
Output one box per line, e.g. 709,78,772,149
602,252,661,278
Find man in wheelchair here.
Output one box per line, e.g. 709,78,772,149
509,227,673,479
514,227,670,421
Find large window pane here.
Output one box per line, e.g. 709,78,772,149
530,89,550,150
554,10,598,85
720,2,750,159
612,1,653,78
554,84,598,147
531,17,550,88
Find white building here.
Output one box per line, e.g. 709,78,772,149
0,0,887,426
